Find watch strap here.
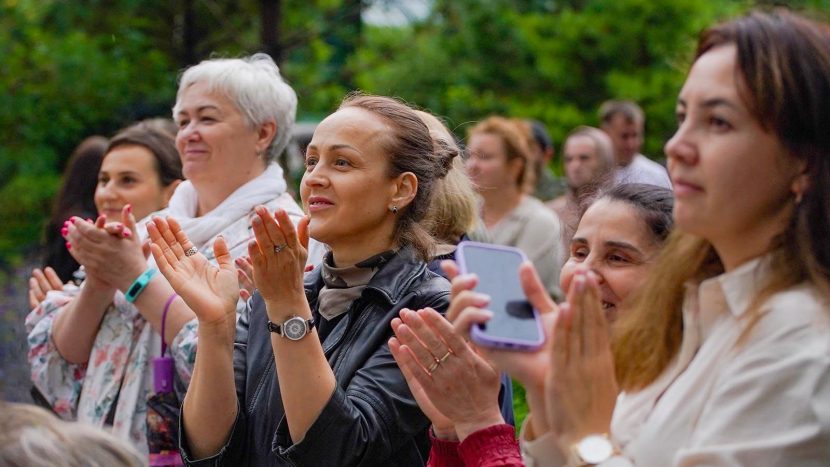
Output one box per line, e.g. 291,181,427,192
125,267,158,303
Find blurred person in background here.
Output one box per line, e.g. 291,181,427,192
38,136,108,286
466,116,563,299
547,126,616,253
600,100,672,189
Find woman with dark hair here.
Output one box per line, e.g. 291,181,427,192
444,9,830,466
38,136,108,285
389,184,673,466
149,94,454,465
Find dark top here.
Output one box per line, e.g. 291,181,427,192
180,247,451,466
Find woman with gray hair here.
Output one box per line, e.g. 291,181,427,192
26,53,323,458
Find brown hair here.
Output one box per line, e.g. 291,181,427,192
467,116,531,189
0,401,144,466
415,110,479,244
107,120,183,187
613,9,830,390
339,94,456,260
598,100,645,126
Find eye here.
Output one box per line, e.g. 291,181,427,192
709,116,732,131
334,158,351,167
608,253,631,264
304,157,318,170
177,119,189,129
122,176,136,185
571,247,588,260
675,111,686,125
98,176,109,185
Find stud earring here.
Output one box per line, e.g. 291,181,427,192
390,205,399,214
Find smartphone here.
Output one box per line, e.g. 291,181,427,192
455,241,545,351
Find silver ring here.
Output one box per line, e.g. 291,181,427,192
273,243,288,253
184,246,198,257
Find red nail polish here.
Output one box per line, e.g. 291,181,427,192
69,218,76,224
123,230,131,238
126,204,132,214
66,242,72,250
60,227,68,237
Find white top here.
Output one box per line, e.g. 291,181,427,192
522,256,830,466
473,195,564,299
615,154,672,189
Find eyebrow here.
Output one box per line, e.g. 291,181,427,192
177,104,221,116
677,97,740,111
570,237,643,254
306,143,362,154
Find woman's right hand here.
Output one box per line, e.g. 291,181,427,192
148,216,239,333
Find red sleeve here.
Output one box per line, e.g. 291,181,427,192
427,428,464,467
457,424,524,467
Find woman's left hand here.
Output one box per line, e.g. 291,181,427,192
389,307,504,441
545,268,618,450
248,206,308,313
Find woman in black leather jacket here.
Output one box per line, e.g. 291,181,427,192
149,94,455,466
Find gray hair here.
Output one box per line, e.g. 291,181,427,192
172,53,297,162
565,125,616,170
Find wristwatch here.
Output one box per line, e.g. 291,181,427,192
267,315,315,341
569,434,631,466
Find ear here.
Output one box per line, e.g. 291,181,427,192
389,172,418,211
791,160,810,203
161,180,182,208
255,121,278,157
508,157,525,186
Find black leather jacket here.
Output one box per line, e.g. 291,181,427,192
180,247,450,466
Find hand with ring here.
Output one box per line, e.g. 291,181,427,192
148,216,239,337
247,206,309,311
389,307,504,441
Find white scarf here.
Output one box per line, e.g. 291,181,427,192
165,163,288,249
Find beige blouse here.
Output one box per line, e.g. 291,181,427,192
522,256,830,466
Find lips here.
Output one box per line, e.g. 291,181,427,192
306,196,334,213
671,176,703,196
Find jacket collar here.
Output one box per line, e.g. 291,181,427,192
305,246,426,308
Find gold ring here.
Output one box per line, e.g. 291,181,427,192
438,350,452,363
274,243,288,253
427,360,440,374
184,246,198,257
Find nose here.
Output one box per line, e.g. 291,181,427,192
95,180,116,203
664,124,697,166
177,121,200,143
302,163,328,189
581,256,606,286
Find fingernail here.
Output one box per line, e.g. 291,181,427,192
575,275,586,292
65,242,72,250
69,218,76,224
123,230,131,238
60,227,68,236
126,204,132,214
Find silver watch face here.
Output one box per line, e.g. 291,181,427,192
283,317,307,340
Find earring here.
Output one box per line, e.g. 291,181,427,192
390,205,398,214
795,191,804,205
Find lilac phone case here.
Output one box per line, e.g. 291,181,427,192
455,241,545,351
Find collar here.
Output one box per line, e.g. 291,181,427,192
700,255,768,319
306,246,426,307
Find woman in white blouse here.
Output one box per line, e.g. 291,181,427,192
518,9,830,466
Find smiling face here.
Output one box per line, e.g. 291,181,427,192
560,198,660,320
563,134,605,189
665,45,800,265
300,107,402,257
465,132,523,193
95,145,176,221
174,81,269,191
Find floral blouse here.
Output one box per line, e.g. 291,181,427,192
26,195,325,456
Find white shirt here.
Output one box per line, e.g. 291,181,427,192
615,154,672,189
522,257,830,466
